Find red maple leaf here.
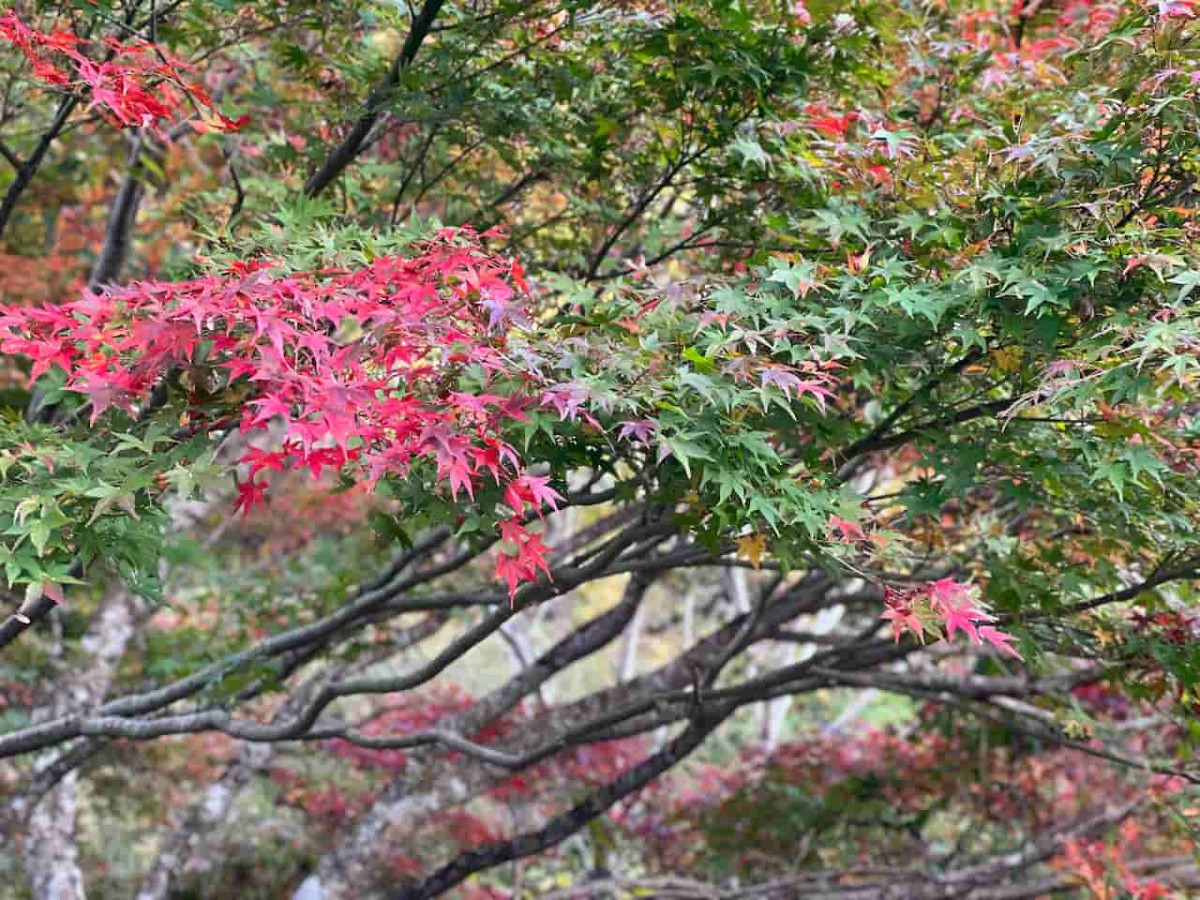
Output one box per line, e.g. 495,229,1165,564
495,519,553,601
503,474,563,517
233,478,270,517
828,515,866,543
977,625,1022,659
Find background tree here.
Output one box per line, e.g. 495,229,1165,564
0,0,1199,898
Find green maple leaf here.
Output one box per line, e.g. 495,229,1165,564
1089,458,1128,500
731,135,770,170
1168,269,1200,302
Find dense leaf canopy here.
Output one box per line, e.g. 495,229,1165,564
0,0,1198,898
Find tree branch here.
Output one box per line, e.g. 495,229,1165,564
391,711,729,900
304,0,446,198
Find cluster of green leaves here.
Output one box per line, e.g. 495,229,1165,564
0,413,218,599
721,2,1200,593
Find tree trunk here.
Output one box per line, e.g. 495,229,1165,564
21,586,134,900
23,769,87,900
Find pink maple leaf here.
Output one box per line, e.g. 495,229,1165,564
941,600,994,642
829,515,866,543
617,419,658,445
503,474,563,517
881,601,926,644
977,625,1023,659
928,577,971,611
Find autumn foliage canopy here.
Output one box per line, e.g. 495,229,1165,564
0,0,1199,898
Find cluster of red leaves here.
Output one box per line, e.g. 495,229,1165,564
781,95,916,193
266,684,1187,886
827,518,1021,658
274,759,506,874
941,708,1187,824
803,102,859,139
234,477,379,557
329,685,479,771
0,677,34,710
1131,609,1200,646
1122,608,1200,715
272,771,510,894
880,578,1021,658
269,767,358,831
0,204,99,313
0,10,244,133
488,733,647,803
279,686,650,882
619,728,973,871
0,229,559,598
624,713,1189,880
1072,681,1136,719
438,809,504,850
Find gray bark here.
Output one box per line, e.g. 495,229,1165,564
21,586,134,900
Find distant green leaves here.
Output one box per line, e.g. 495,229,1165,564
1002,277,1059,316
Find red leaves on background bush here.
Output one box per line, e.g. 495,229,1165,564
327,685,647,803
1059,824,1175,900
1131,608,1199,645
1156,0,1199,20
623,713,1187,879
828,514,866,543
329,685,478,771
0,10,244,133
0,229,557,597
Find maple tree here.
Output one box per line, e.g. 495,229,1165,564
0,0,1199,898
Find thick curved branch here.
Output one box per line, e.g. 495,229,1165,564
0,516,664,757
135,610,447,900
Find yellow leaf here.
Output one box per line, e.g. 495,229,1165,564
737,533,767,569
991,347,1020,373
